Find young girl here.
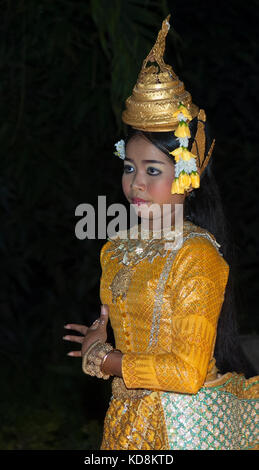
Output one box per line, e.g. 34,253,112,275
63,16,258,450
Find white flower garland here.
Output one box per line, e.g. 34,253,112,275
169,103,200,193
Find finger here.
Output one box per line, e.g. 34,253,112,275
99,304,109,326
89,319,100,330
67,350,82,357
64,324,88,335
63,335,84,343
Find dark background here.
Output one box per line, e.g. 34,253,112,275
0,0,258,449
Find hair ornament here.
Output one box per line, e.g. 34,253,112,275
169,102,200,194
114,139,126,160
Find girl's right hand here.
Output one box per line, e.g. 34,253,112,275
63,305,109,357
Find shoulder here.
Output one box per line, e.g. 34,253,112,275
179,235,223,260
100,240,112,268
179,221,227,263
99,227,129,265
171,227,230,285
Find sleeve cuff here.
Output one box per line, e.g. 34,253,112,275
122,352,160,389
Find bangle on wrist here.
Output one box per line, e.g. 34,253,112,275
100,350,114,374
101,348,122,374
82,341,114,379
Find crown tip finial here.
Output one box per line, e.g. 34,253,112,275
164,14,171,29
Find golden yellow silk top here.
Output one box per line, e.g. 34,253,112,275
100,221,228,392
99,221,259,450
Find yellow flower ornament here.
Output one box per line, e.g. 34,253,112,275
170,103,200,194
191,172,200,188
171,177,185,194
172,104,192,120
171,147,197,162
179,172,191,188
174,121,191,139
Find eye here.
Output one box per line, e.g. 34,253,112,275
123,165,161,176
147,167,161,176
123,164,134,173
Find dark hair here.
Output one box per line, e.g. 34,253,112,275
125,119,255,378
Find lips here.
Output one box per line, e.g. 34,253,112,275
131,198,149,205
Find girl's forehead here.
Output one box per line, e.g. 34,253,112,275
126,135,170,164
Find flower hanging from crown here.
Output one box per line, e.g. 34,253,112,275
169,103,200,194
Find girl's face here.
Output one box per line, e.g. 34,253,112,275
122,134,188,229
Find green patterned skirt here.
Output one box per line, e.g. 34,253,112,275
160,373,259,450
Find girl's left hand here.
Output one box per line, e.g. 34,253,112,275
63,304,109,357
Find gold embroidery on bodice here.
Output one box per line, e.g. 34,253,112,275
106,221,222,304
109,265,134,304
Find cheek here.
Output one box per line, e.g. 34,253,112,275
148,176,173,202
122,174,130,195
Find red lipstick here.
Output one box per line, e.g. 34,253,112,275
132,198,149,205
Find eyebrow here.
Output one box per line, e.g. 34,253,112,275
124,157,165,165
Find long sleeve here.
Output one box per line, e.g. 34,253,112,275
121,237,230,394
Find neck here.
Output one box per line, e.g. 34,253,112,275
138,215,177,232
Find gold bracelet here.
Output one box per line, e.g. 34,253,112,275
101,348,122,375
100,350,114,374
90,342,114,379
82,340,102,375
82,341,114,379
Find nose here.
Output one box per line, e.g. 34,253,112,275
130,172,146,191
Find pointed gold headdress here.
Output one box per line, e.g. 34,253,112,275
116,15,215,194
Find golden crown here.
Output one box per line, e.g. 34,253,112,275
120,15,215,193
